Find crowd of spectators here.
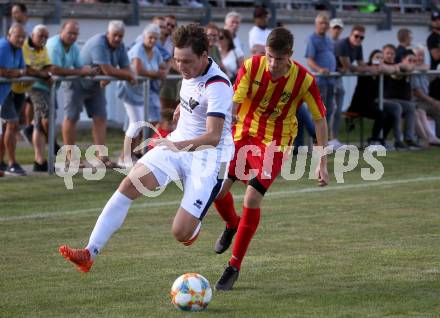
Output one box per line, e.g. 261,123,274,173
0,3,439,177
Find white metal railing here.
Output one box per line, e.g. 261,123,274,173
0,69,439,175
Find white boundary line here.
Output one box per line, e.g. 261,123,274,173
1,176,439,222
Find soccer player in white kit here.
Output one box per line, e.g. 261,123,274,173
59,24,234,273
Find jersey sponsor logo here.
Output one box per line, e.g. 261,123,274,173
189,97,200,110
180,97,200,113
280,91,291,103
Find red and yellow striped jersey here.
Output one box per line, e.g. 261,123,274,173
232,55,326,147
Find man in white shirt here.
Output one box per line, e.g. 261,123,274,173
59,24,234,273
248,6,272,55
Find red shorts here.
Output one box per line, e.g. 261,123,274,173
228,136,285,194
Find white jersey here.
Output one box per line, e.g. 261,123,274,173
169,59,234,163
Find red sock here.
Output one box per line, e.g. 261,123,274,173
214,191,240,229
229,206,261,270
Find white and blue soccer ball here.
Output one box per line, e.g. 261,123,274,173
170,273,212,311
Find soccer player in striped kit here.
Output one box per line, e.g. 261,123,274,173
214,27,329,290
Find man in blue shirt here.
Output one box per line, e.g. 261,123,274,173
0,23,27,176
63,20,135,168
305,13,336,125
46,20,99,166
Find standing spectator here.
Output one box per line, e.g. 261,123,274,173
412,46,440,144
329,18,344,43
329,18,345,149
46,20,99,166
22,25,58,172
428,10,440,100
134,16,172,63
334,25,374,148
11,3,34,144
382,45,419,149
218,28,244,82
10,3,33,35
305,13,336,140
160,15,180,111
117,24,167,167
205,23,229,77
395,28,413,63
224,11,244,54
0,23,27,176
63,20,135,169
248,6,271,55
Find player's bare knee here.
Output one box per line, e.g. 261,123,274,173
172,226,192,243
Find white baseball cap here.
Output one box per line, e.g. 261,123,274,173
330,18,344,28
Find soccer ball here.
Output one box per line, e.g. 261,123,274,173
170,273,212,311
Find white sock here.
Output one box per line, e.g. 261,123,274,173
189,222,201,241
86,191,133,259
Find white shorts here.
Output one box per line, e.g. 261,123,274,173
138,146,227,220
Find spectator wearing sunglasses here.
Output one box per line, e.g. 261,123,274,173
333,25,375,149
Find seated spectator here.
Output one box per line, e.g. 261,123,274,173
218,29,244,83
64,20,135,169
412,46,440,145
382,44,419,149
347,49,400,147
0,24,27,176
117,24,167,168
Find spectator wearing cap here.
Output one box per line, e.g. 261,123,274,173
329,18,344,148
0,23,27,176
305,13,336,132
64,20,135,169
249,6,272,55
395,28,413,63
427,10,440,100
224,11,244,55
329,18,344,43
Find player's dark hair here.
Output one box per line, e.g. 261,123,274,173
266,27,293,55
173,23,208,56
